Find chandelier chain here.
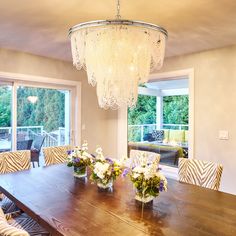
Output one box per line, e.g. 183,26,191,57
116,0,121,19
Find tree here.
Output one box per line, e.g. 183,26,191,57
0,87,11,127
128,94,189,141
0,86,66,133
163,95,189,126
128,95,156,141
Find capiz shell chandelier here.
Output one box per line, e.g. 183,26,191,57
69,0,168,109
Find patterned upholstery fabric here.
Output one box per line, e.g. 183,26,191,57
0,197,18,214
0,150,31,174
43,145,72,166
8,213,50,236
0,208,29,236
178,158,223,190
129,150,160,168
0,151,31,214
152,130,164,142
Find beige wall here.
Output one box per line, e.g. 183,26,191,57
1,45,236,194
158,45,236,194
0,48,117,157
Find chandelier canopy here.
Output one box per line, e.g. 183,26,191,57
69,0,167,109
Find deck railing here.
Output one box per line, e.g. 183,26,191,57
128,123,189,142
0,126,67,148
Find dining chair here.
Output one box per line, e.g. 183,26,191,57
0,150,31,174
0,150,31,214
31,135,45,168
0,207,50,236
17,139,33,151
178,158,223,190
129,150,160,168
43,145,72,166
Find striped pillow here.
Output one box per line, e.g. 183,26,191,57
152,130,164,142
0,208,29,236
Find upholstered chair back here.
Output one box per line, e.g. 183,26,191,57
43,145,72,166
0,151,31,174
0,207,29,236
129,150,160,168
178,158,223,190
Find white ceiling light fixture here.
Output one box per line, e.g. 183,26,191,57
27,96,38,104
69,0,168,109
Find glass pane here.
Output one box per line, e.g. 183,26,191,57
0,84,12,152
17,86,70,150
127,80,189,168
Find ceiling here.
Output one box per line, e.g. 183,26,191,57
146,79,188,90
0,0,236,61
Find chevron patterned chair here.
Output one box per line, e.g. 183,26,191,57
178,158,223,190
43,145,72,166
129,150,160,168
0,150,31,214
0,207,50,236
0,151,50,235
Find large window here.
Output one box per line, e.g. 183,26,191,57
0,81,75,152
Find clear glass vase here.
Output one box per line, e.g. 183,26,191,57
135,193,155,203
97,179,113,189
73,165,87,178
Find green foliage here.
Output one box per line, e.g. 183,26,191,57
0,86,66,132
128,94,189,141
128,95,156,141
130,173,166,198
0,87,11,127
128,95,156,125
163,95,189,127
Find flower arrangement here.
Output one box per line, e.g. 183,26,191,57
130,154,167,203
90,147,128,189
67,141,92,178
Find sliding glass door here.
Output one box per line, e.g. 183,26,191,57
16,85,71,149
0,81,74,152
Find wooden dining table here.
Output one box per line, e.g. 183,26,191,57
0,164,235,236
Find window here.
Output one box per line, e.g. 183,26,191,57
0,75,81,152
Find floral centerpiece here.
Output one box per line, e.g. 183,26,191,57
90,147,127,189
67,141,92,178
130,155,167,203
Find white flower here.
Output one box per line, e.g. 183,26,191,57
133,166,146,174
95,147,105,161
133,173,140,179
94,162,110,180
96,147,103,155
83,152,92,159
144,168,156,180
81,141,88,151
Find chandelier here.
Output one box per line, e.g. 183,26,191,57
69,0,167,109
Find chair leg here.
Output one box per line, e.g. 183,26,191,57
32,162,35,168
38,161,40,167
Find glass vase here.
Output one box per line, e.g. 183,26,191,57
97,179,113,189
135,192,155,203
73,165,87,178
